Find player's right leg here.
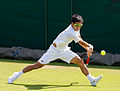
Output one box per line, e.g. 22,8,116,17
8,62,45,84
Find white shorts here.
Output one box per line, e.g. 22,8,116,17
38,45,79,64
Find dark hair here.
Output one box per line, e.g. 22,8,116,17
71,14,83,23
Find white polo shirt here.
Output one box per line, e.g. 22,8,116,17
53,24,81,51
38,24,81,64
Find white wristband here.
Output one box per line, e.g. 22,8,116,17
88,44,93,51
89,44,93,49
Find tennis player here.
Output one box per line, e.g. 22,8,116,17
8,14,103,86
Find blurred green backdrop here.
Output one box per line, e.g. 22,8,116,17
0,0,120,53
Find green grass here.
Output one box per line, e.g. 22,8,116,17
0,59,120,91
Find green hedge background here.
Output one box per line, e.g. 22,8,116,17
0,0,120,53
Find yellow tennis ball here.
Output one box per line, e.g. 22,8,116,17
101,50,106,55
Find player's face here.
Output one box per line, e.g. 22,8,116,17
72,22,83,31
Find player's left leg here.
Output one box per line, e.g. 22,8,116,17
70,56,103,86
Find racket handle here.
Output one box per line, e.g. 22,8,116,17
86,57,90,65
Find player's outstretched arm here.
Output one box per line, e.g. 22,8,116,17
78,37,93,56
78,37,92,50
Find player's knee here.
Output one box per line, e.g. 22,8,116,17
71,57,84,66
76,59,84,67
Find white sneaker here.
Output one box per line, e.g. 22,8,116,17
8,72,19,84
91,74,103,86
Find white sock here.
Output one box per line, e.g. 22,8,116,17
87,74,94,82
17,70,23,78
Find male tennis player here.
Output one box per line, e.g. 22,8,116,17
8,14,102,86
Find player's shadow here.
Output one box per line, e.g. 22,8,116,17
10,82,92,90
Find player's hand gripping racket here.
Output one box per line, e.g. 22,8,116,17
86,44,93,65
